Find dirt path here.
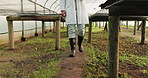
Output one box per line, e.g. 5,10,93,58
121,32,148,42
57,50,85,78
57,29,85,78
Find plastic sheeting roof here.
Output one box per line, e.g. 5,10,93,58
0,0,102,16
0,0,45,16
0,0,60,16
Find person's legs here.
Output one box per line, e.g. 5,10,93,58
67,24,76,57
78,24,85,52
68,24,76,38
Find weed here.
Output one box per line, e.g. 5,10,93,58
120,55,148,67
33,58,61,78
84,28,148,78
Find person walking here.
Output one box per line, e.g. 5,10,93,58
60,0,89,57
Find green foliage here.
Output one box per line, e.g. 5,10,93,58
0,28,69,77
84,32,108,78
120,55,148,67
84,29,148,78
60,38,69,48
33,58,61,78
142,70,147,74
121,25,134,28
121,73,129,78
85,26,103,33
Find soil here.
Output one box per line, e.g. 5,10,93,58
57,34,85,78
121,27,148,40
0,28,147,78
119,62,148,78
120,28,148,78
0,30,86,78
86,31,148,78
57,51,85,78
121,31,148,42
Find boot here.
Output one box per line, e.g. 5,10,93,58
69,38,76,57
78,35,84,52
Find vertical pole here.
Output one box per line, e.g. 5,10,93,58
67,25,69,37
95,22,98,27
50,22,52,31
63,22,64,28
85,24,87,33
92,22,94,27
108,16,120,78
88,21,92,43
21,13,24,37
35,0,38,36
44,23,47,34
35,21,38,36
104,21,108,31
21,0,23,14
99,21,101,29
21,0,26,41
106,21,108,31
98,22,99,27
42,21,45,37
119,21,121,32
21,21,26,41
137,21,139,27
53,22,56,33
134,21,137,35
53,22,54,33
126,21,128,29
8,21,14,49
55,20,60,50
140,19,146,45
43,0,48,33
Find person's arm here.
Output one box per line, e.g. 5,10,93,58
60,0,66,17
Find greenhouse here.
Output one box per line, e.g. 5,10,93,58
0,0,148,78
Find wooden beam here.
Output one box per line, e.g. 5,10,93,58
101,0,148,9
109,6,148,16
140,19,146,45
7,15,61,21
8,21,14,50
42,21,45,37
108,16,120,78
55,20,60,50
88,21,92,43
137,22,142,30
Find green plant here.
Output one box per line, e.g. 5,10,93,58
33,58,61,78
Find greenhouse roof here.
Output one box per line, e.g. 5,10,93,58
0,0,104,16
